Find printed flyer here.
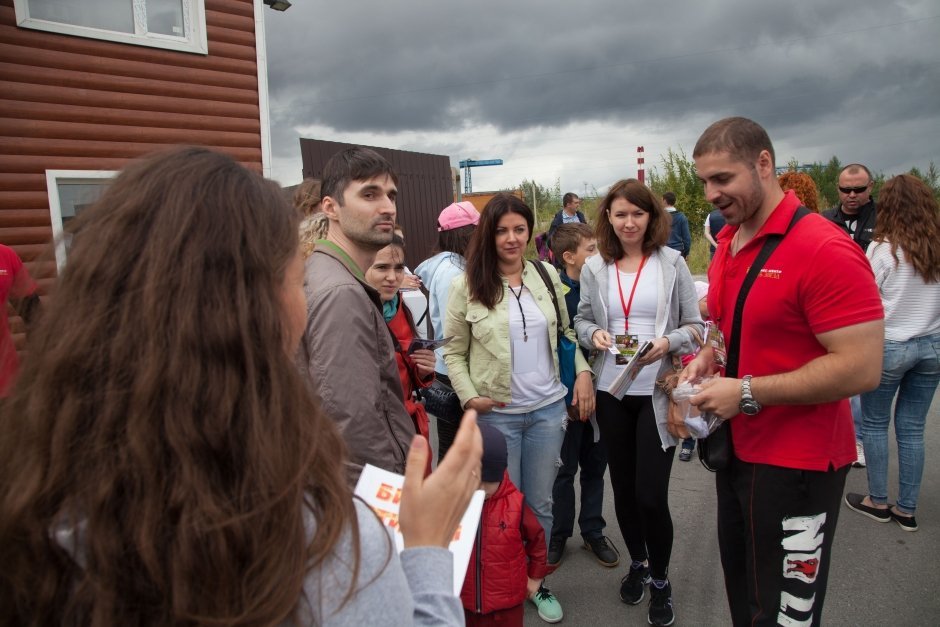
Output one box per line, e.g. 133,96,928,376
354,464,485,596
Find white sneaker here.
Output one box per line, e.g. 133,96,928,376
853,440,866,468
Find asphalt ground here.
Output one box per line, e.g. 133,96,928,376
514,387,940,626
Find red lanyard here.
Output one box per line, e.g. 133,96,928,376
616,255,648,334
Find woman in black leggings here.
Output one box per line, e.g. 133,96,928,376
574,180,702,627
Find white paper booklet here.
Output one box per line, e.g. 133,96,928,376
605,340,653,399
354,464,484,596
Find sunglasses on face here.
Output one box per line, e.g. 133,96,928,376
839,185,870,195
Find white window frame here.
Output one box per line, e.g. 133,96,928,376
13,0,208,55
45,170,118,272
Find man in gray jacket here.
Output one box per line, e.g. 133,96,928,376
299,147,416,485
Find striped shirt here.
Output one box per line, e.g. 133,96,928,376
867,241,940,341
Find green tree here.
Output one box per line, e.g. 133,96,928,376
513,178,562,232
906,162,940,202
647,147,710,231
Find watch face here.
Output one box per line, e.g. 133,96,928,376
740,400,761,416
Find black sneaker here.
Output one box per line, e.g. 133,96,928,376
648,579,675,626
890,508,918,532
678,447,693,462
547,536,566,568
619,561,651,605
844,493,890,523
583,535,620,567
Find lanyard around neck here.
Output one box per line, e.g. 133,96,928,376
616,255,648,334
508,283,528,342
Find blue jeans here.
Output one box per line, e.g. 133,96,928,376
860,333,940,514
481,399,567,549
850,395,862,442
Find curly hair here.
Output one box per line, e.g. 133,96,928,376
299,211,330,258
0,147,356,625
873,174,940,283
594,179,670,263
778,171,819,213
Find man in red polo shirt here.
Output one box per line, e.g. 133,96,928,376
683,117,884,627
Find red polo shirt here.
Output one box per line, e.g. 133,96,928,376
707,191,883,470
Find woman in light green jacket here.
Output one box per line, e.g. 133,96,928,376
444,194,594,622
443,193,594,621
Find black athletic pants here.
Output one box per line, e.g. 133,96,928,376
595,392,675,580
716,457,848,627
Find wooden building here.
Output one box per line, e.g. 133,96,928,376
0,0,276,350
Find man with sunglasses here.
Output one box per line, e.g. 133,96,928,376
823,163,877,253
822,163,878,469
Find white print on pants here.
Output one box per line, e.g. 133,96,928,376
777,512,825,627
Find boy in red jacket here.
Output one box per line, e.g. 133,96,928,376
461,425,562,625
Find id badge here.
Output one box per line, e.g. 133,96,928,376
614,334,639,365
512,338,540,374
705,321,727,367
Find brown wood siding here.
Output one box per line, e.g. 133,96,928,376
0,0,264,352
300,139,454,271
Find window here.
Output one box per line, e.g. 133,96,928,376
14,0,207,55
45,170,116,271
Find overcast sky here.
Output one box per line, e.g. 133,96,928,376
262,1,940,196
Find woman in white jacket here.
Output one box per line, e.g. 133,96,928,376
574,179,702,627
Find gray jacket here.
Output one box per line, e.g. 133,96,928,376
291,499,462,625
299,242,414,484
574,247,703,449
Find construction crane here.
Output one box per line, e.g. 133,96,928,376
459,159,503,194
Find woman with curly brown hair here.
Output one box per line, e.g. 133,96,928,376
0,147,481,626
845,174,940,533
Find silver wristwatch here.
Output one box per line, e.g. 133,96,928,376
739,375,762,416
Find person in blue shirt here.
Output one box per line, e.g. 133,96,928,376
662,192,691,258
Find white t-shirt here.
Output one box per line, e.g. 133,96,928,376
867,241,940,341
499,285,566,412
597,257,660,396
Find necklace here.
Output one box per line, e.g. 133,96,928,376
507,283,528,342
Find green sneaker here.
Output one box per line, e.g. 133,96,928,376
529,584,564,623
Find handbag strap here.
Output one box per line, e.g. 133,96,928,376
529,259,565,337
725,206,810,377
413,283,433,339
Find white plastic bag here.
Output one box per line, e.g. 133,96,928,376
671,377,723,439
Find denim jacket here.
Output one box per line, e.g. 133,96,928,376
443,260,591,407
574,247,703,449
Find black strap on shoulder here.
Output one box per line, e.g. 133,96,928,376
725,206,810,377
413,283,433,338
529,259,564,337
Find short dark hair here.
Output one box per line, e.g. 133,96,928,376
840,163,873,183
321,147,399,204
563,192,580,207
594,179,670,262
551,222,594,265
465,193,534,309
662,191,676,206
693,117,776,167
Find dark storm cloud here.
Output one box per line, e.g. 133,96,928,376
263,0,939,180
